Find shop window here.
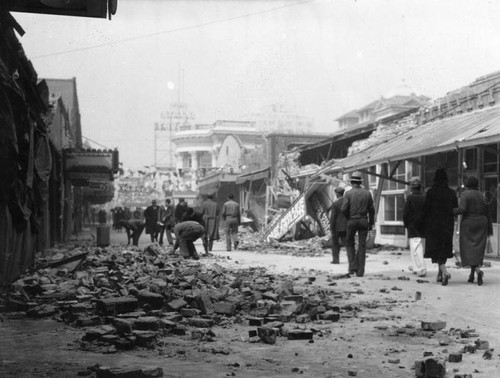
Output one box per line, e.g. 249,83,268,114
380,225,406,235
464,148,477,170
409,161,421,178
384,194,405,221
382,163,405,190
423,152,458,188
484,176,498,222
483,144,498,174
368,166,377,186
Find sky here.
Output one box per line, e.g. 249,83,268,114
11,0,500,168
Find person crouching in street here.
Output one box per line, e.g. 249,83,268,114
341,172,375,277
330,186,347,264
173,220,206,260
181,207,209,255
222,193,241,251
403,177,427,277
119,219,145,246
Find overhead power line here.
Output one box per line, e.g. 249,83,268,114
31,0,315,59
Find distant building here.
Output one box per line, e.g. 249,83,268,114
154,102,195,170
336,93,430,130
172,120,265,173
245,103,314,134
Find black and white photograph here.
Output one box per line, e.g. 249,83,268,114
1,0,500,377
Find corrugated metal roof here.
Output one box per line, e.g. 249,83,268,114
320,105,500,174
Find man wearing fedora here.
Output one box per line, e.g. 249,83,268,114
329,186,347,264
341,172,375,277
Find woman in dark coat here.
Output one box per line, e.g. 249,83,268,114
421,168,458,286
453,176,492,286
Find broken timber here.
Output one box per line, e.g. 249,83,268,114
261,193,306,242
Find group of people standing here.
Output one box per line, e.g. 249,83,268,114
139,193,241,260
330,168,492,286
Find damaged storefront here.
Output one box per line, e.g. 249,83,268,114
316,72,500,255
0,12,53,285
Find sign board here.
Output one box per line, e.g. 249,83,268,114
88,181,109,191
64,150,114,172
262,194,306,242
5,0,117,19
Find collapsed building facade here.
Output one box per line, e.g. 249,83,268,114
262,71,500,258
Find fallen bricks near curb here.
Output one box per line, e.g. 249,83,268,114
0,242,351,352
1,240,497,378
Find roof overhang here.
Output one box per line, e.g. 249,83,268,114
316,105,500,176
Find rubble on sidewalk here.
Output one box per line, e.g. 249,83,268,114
0,241,352,352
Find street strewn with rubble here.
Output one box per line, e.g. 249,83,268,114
1,227,499,378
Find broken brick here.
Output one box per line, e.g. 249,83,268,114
133,317,159,331
319,310,340,322
166,298,187,311
448,353,462,363
213,302,236,316
137,290,164,310
287,329,313,340
474,339,489,350
415,358,446,378
257,327,277,344
187,317,215,328
421,321,446,331
248,317,264,326
96,297,138,316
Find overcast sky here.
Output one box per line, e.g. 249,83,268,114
12,0,500,168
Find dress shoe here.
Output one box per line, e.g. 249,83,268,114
436,271,443,282
441,273,451,286
477,270,484,286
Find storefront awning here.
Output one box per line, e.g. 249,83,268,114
318,105,500,175
235,167,270,185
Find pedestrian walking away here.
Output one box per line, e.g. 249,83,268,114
200,194,220,252
330,186,347,264
174,198,189,224
341,172,375,277
173,220,206,260
453,176,492,286
222,193,241,251
403,177,427,277
159,198,175,246
421,168,458,286
144,199,162,243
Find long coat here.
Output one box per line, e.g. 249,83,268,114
421,184,458,263
144,205,161,235
201,198,220,240
454,189,492,266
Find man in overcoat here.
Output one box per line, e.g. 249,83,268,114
330,186,347,264
144,199,161,243
200,194,220,251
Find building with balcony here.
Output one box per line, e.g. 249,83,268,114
172,120,265,173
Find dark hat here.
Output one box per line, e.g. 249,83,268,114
410,177,421,188
334,187,345,195
433,168,448,183
350,172,362,183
